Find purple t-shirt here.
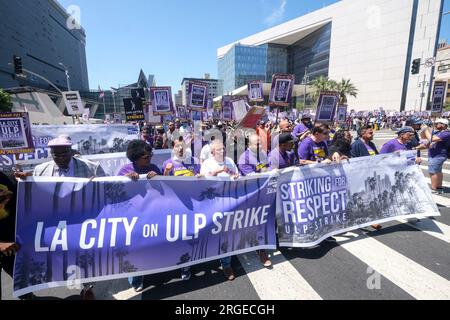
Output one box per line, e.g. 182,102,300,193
292,123,309,138
118,163,162,176
238,149,269,176
380,138,407,154
429,130,450,158
268,148,295,170
298,137,328,161
162,157,200,176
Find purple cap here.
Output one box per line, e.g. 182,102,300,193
48,136,73,147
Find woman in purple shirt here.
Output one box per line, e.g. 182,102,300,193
118,140,162,292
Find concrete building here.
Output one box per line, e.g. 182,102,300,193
218,0,444,111
174,90,183,106
0,0,89,91
181,75,224,106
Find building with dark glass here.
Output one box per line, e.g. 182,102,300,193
0,0,89,91
218,0,444,111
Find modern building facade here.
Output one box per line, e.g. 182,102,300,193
181,75,224,105
218,0,444,111
0,0,89,91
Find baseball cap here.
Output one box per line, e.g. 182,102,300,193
396,126,415,136
48,136,73,147
435,118,449,126
279,133,294,144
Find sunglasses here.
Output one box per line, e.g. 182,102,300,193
140,153,152,160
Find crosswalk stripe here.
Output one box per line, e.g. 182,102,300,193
335,232,450,300
238,251,322,300
424,177,450,189
432,194,450,206
397,218,450,244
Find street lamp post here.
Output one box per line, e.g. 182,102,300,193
58,62,71,91
110,88,117,114
302,66,309,111
418,73,428,112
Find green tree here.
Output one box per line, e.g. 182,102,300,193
0,89,12,112
336,79,358,104
310,76,337,101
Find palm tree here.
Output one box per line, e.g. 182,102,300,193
311,76,337,101
336,79,358,104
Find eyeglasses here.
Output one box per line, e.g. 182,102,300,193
140,153,152,160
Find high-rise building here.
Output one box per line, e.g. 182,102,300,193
174,90,183,106
0,0,89,91
181,75,223,106
218,0,444,111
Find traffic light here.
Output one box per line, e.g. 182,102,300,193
411,58,421,75
13,55,23,75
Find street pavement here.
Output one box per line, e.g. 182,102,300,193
2,129,450,300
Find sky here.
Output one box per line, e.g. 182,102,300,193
58,0,450,92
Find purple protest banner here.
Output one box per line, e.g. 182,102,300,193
150,87,175,116
0,112,34,155
269,74,295,107
431,81,447,115
315,91,339,123
188,81,209,111
13,175,277,297
336,104,348,124
248,80,264,102
222,95,233,121
176,106,188,120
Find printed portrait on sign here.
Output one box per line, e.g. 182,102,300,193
191,85,206,108
155,90,170,111
249,83,262,100
274,79,291,103
177,106,187,119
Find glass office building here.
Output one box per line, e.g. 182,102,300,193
217,0,443,111
0,0,89,91
218,23,331,94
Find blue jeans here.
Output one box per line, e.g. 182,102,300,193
128,276,143,289
220,256,232,268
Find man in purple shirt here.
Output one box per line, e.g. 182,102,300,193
292,115,312,140
423,119,450,193
380,126,415,154
298,123,333,165
268,133,296,170
238,134,269,176
237,134,272,268
163,140,200,177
